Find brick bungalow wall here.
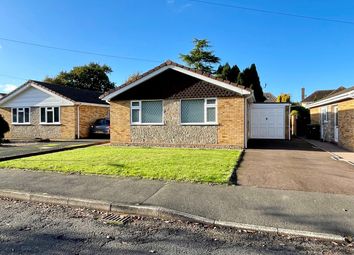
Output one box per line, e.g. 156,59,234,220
310,99,354,151
338,99,354,151
217,97,245,146
110,100,130,144
0,105,108,140
110,96,246,148
78,105,109,138
60,106,77,139
310,107,321,125
0,106,76,140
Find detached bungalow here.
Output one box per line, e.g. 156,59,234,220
307,86,354,151
0,80,109,140
101,61,290,148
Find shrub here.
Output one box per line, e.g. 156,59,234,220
0,114,9,143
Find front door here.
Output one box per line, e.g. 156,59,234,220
334,106,339,142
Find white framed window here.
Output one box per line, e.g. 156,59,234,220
12,107,30,124
40,107,60,124
321,106,328,123
130,100,163,125
180,98,217,125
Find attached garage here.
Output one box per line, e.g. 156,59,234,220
249,103,290,140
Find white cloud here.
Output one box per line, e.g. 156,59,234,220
166,0,192,12
0,84,18,93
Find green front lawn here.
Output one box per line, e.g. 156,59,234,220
0,146,240,183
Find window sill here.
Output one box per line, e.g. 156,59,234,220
40,123,62,126
12,123,32,126
180,123,219,126
131,123,165,126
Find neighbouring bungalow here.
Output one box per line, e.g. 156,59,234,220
306,86,354,151
101,60,290,148
301,87,344,107
263,92,277,103
0,80,109,140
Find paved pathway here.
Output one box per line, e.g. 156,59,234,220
0,168,353,236
237,138,354,195
306,138,354,165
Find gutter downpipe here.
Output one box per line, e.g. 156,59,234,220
244,93,254,149
288,104,291,140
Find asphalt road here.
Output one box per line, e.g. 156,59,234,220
0,198,352,254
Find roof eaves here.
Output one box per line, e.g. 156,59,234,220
307,88,354,108
100,60,252,100
0,81,33,105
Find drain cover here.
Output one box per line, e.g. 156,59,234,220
101,214,131,225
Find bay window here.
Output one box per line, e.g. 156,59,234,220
131,100,163,124
181,98,217,124
12,107,30,124
40,107,60,124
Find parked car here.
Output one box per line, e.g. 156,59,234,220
89,118,110,137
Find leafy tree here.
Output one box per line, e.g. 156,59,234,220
276,93,291,103
44,63,115,93
0,115,9,143
229,65,240,83
215,63,240,83
237,64,266,102
236,72,246,86
125,72,142,83
215,63,231,80
180,39,220,73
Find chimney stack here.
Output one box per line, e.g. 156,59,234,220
301,87,305,101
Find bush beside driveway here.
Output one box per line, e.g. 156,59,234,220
0,146,241,184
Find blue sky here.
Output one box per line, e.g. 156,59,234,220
1,0,354,101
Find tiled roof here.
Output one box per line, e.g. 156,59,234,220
30,80,108,105
302,89,335,103
321,86,354,100
263,92,276,102
100,60,252,99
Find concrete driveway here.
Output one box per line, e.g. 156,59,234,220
237,138,354,195
0,139,108,161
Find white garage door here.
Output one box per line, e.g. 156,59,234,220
250,104,285,139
